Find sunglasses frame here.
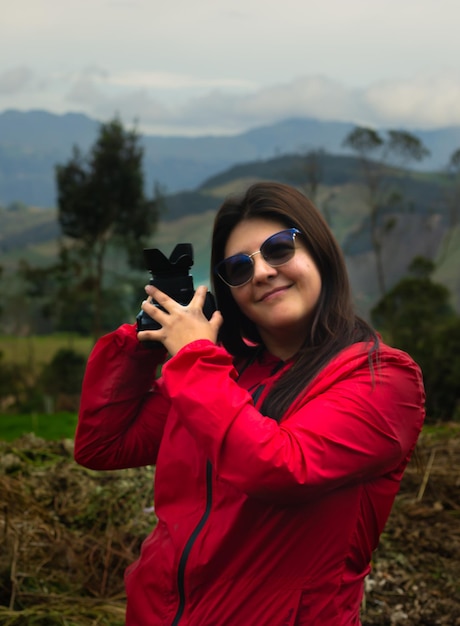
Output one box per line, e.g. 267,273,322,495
215,228,301,288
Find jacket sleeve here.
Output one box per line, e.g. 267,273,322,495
161,339,425,503
74,324,171,470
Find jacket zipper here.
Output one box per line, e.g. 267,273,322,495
170,359,283,623
171,358,258,624
171,459,213,626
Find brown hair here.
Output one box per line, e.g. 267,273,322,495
211,181,378,421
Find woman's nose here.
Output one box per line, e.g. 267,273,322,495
252,254,277,282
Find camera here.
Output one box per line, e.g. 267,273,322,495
136,243,216,335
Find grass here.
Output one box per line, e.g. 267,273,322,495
0,412,78,441
0,335,89,443
421,421,460,441
0,334,94,369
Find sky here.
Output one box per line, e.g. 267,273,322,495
1,0,460,137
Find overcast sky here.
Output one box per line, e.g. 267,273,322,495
1,0,460,136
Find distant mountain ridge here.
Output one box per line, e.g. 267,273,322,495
1,109,460,208
1,149,458,317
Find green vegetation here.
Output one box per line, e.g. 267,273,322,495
0,337,91,419
0,412,77,441
0,334,93,368
422,421,460,440
54,117,161,339
371,257,460,422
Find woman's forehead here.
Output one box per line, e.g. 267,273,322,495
225,218,289,254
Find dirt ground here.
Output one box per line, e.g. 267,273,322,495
0,424,459,625
362,423,460,625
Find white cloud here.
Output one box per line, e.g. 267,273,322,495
123,73,460,135
232,77,364,123
105,71,256,91
3,68,460,136
0,67,35,95
364,73,460,128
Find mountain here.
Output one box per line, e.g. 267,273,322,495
2,109,460,209
1,150,458,320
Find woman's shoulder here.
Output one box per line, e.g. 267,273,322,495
311,338,422,391
284,339,424,418
336,336,419,366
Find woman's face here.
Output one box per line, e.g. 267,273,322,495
223,218,322,355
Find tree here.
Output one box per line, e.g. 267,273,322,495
303,150,323,203
343,127,430,298
427,316,460,420
55,117,160,338
17,250,104,335
0,264,3,320
0,351,29,413
302,149,333,226
371,256,453,345
371,256,458,421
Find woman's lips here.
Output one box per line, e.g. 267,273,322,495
259,285,291,301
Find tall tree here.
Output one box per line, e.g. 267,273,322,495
303,149,323,203
55,117,160,338
302,149,333,226
343,126,430,297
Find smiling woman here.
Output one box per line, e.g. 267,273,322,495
218,220,322,360
74,181,425,625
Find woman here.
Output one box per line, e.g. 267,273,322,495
75,182,425,625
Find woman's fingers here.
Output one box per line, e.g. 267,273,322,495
143,284,209,316
138,284,221,355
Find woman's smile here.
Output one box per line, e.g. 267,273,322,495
224,217,322,358
257,284,293,302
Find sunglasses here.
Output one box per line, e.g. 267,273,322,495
215,228,301,288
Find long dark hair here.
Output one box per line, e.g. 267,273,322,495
211,181,378,421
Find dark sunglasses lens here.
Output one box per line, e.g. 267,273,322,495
262,231,296,265
219,256,253,286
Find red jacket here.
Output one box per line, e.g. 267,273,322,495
75,324,425,626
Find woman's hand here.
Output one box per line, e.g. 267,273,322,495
137,284,223,356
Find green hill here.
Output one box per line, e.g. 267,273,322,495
0,152,458,317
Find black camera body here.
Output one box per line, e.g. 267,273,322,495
136,243,216,334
